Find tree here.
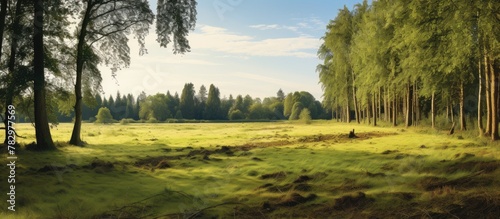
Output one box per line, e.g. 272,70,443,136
33,0,56,150
180,83,195,119
95,107,114,124
197,85,207,102
204,84,221,120
69,0,197,145
283,93,293,118
139,93,170,121
289,102,304,120
228,110,244,120
277,89,285,102
299,108,312,124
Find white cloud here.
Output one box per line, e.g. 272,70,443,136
249,24,280,30
190,25,320,58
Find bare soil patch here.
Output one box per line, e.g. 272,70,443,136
260,171,287,180
333,192,373,210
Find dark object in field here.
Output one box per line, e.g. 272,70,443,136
449,122,455,135
251,157,263,161
294,183,312,191
293,175,312,183
381,150,399,154
420,145,427,148
348,129,357,138
261,201,274,212
37,165,67,173
135,156,172,169
260,171,287,179
333,192,373,210
215,146,234,156
365,171,386,177
278,193,317,207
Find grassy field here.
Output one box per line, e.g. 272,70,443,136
1,121,500,218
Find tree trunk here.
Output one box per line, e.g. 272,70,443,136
372,95,377,126
446,101,449,123
4,0,22,145
367,104,371,125
405,83,413,128
0,0,7,60
352,72,360,124
459,81,466,131
478,59,484,136
384,87,388,121
490,59,499,140
33,0,56,150
70,1,93,146
414,82,419,126
431,91,435,129
377,89,381,120
484,47,491,135
392,92,397,126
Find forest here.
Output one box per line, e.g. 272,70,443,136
317,0,500,140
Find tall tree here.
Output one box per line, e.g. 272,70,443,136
180,83,195,119
204,84,221,120
33,0,56,150
69,0,197,145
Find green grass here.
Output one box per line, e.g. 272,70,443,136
1,121,500,218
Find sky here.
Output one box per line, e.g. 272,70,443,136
100,0,364,101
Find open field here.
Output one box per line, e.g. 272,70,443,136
1,121,500,218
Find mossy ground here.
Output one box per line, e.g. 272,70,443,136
1,121,500,218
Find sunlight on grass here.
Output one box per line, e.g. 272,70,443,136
1,121,499,218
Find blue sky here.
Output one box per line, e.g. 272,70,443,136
100,0,364,101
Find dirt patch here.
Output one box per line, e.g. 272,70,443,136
135,156,172,169
294,183,312,192
332,178,371,193
278,193,317,207
365,171,386,177
381,150,399,155
37,165,72,173
333,192,373,210
267,184,293,193
251,157,263,161
418,172,492,191
448,195,500,218
260,171,287,180
446,160,500,174
293,175,312,183
391,192,416,201
83,159,114,173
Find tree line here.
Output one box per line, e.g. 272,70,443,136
318,0,500,140
73,84,328,122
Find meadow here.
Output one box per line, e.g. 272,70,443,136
1,121,500,218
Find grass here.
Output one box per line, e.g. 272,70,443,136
1,121,500,218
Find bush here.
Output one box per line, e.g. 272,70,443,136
228,110,245,120
120,118,135,125
146,117,158,123
299,108,312,124
88,116,96,123
95,107,114,124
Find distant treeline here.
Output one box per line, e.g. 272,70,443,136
42,83,330,123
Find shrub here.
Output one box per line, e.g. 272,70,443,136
146,117,158,123
228,110,245,120
120,118,135,125
95,107,114,124
299,108,312,124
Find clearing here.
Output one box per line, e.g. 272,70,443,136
1,121,500,218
